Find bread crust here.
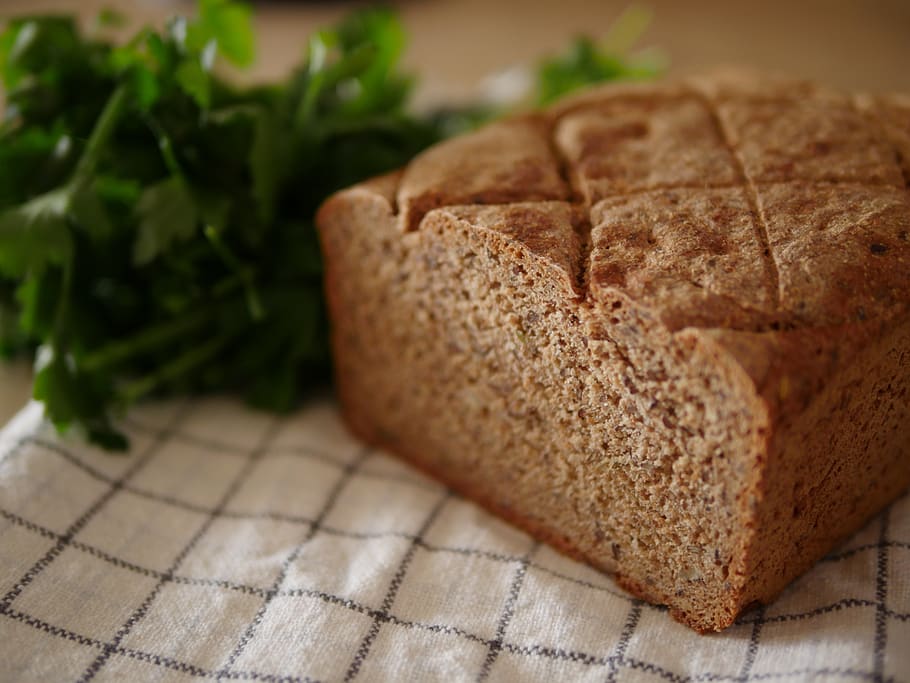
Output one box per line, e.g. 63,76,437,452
316,70,910,632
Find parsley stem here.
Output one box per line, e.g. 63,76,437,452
72,84,128,184
81,308,216,372
120,333,231,403
204,225,264,320
145,115,184,179
51,257,74,347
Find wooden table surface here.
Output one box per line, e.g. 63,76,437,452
0,0,908,424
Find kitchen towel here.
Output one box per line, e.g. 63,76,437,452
0,395,907,682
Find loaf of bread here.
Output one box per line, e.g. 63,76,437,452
315,70,910,632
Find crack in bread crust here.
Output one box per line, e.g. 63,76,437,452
690,88,782,314
542,117,594,299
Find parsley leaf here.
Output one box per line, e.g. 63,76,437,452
133,178,198,266
536,6,665,105
0,189,73,277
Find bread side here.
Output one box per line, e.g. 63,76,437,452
316,71,910,631
319,182,769,631
712,321,910,611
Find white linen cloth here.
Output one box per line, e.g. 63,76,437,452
0,395,907,682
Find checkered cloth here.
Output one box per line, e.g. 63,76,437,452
0,396,907,683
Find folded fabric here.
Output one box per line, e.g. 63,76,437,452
0,396,907,682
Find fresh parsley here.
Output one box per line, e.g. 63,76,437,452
0,1,659,448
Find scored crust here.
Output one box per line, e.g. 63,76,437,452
393,68,910,334
316,69,910,631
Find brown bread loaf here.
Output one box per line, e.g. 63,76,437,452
315,70,910,632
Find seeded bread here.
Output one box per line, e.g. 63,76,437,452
315,70,910,632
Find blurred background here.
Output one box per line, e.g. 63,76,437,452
0,0,907,422
0,0,908,94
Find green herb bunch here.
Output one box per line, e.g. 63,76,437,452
0,1,660,448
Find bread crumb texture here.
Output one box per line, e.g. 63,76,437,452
316,69,910,632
